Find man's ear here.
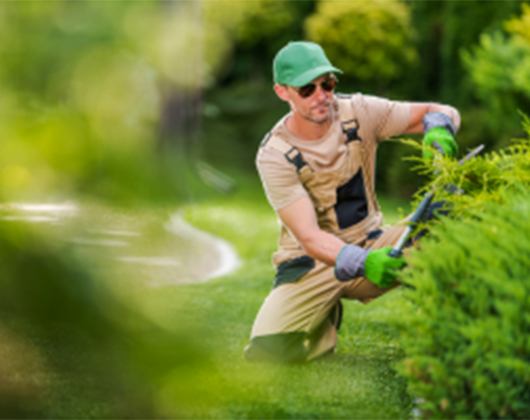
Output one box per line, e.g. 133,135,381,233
273,84,290,102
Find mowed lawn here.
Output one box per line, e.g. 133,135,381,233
0,175,414,418
151,177,415,418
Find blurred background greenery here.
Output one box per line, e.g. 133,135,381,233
1,0,529,417
2,0,528,204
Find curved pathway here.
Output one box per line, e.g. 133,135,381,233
0,202,241,285
165,213,240,282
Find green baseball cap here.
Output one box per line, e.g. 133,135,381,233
273,41,342,87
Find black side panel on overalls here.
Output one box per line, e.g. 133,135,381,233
274,255,315,288
334,169,368,229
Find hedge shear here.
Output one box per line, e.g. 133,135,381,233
389,143,485,258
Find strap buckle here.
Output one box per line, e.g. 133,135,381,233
341,119,360,142
284,147,307,171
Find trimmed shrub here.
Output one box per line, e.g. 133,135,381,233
404,135,530,220
398,136,530,417
399,192,530,418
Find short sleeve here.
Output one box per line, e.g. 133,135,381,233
353,94,411,142
256,147,309,211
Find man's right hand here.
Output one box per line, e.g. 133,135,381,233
335,244,405,288
363,246,406,288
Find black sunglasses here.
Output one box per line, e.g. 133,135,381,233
294,76,338,99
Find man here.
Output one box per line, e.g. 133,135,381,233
245,41,460,363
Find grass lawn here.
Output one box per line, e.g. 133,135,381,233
146,174,415,418
0,172,415,418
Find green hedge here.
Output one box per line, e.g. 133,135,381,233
398,137,530,417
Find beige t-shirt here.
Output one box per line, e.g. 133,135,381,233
256,94,411,211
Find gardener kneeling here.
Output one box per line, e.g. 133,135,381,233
244,41,459,363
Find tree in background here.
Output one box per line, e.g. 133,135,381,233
408,0,522,103
305,0,417,94
0,2,169,201
215,0,311,82
0,1,247,202
463,3,530,148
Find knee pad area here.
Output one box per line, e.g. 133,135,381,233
244,332,309,363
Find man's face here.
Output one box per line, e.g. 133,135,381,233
276,74,337,124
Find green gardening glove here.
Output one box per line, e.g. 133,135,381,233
422,112,458,160
364,246,406,288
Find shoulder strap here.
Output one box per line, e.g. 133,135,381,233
260,131,308,173
336,94,361,143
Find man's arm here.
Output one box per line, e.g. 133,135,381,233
404,103,461,134
278,195,406,286
278,196,344,266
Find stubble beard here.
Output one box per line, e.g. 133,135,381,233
300,101,332,125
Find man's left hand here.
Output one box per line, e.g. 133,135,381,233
422,112,458,159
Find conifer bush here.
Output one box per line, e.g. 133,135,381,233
398,134,530,418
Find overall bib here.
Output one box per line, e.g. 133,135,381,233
245,96,407,363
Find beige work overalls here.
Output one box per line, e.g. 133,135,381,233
245,96,407,363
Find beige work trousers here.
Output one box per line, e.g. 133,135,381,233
247,224,407,362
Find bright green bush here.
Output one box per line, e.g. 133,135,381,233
506,3,530,45
399,192,530,418
398,135,530,417
409,138,530,220
305,0,416,87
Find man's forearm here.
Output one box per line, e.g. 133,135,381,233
298,229,346,266
406,103,461,134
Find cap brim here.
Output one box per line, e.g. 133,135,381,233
289,65,343,87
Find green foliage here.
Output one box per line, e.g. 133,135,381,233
408,0,521,102
506,3,530,46
398,132,530,417
463,32,530,108
305,0,416,88
234,0,300,49
201,80,285,171
377,141,424,199
405,1,522,152
203,0,311,84
0,2,212,203
411,137,530,220
399,192,530,418
462,4,530,146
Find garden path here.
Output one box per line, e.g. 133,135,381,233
0,201,241,285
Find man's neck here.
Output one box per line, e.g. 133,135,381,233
286,112,332,141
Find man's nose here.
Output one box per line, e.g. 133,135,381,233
315,84,327,101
